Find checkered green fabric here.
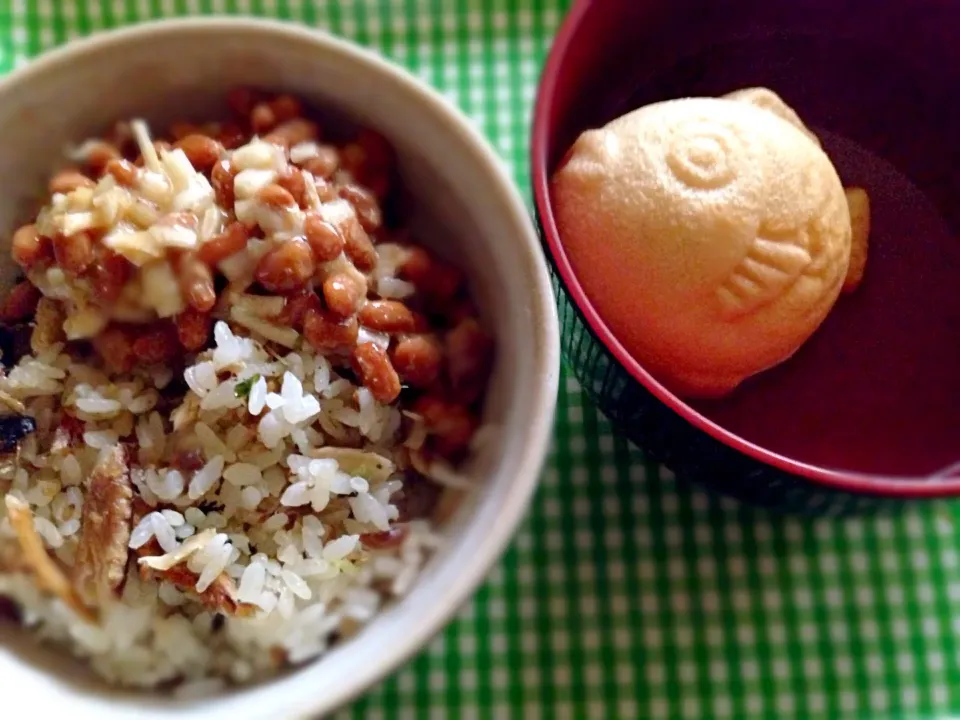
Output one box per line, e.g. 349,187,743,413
3,2,960,718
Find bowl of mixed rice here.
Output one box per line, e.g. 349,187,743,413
0,18,558,719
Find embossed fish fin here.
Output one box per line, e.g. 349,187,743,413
748,235,811,276
715,227,811,320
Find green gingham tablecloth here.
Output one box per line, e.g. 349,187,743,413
4,2,960,718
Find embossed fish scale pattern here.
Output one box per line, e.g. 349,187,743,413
5,2,960,719
716,230,812,319
717,159,849,320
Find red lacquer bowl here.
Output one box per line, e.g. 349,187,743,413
532,0,960,512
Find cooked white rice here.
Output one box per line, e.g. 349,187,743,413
0,321,447,689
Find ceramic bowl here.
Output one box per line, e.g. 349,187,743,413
0,17,559,719
532,0,960,513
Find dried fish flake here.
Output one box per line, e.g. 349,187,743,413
4,494,94,621
160,564,257,617
72,446,134,606
137,531,256,617
138,528,216,571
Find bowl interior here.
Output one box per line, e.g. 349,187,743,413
540,0,960,478
0,19,556,719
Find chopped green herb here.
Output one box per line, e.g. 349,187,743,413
234,374,261,399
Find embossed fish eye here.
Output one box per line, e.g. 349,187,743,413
663,118,741,191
